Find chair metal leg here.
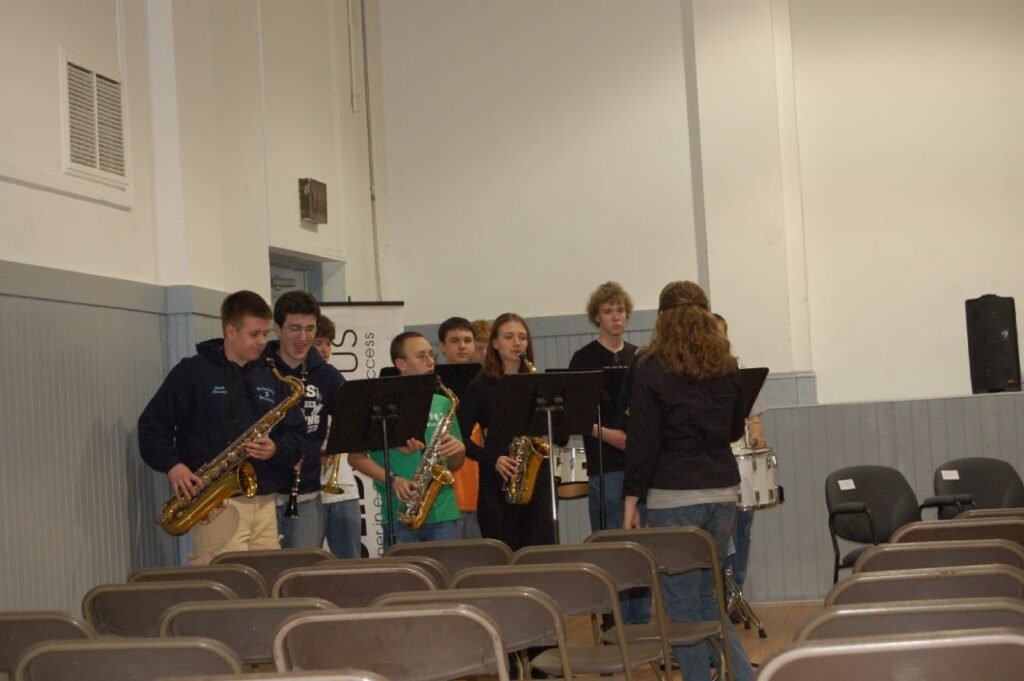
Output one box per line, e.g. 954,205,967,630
724,567,767,639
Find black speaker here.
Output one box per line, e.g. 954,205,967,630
965,294,1021,394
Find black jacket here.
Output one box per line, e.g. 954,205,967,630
624,356,745,500
138,338,306,495
262,341,344,494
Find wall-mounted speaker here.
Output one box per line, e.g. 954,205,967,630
965,294,1021,394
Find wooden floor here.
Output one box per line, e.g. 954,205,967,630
565,600,823,679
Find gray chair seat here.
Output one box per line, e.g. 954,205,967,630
602,619,721,647
532,641,664,677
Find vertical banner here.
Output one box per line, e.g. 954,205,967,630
320,302,404,556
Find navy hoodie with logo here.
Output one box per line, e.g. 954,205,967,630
138,338,306,495
262,340,344,494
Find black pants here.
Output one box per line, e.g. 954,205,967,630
478,464,555,550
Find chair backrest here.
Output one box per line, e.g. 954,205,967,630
159,598,337,666
960,507,1024,520
129,564,268,599
315,557,449,588
891,518,1024,549
853,539,1024,573
81,581,238,636
796,597,1024,641
211,548,334,588
14,636,242,681
273,604,509,681
825,565,1024,606
151,671,390,681
373,586,566,655
758,628,1024,681
586,526,721,574
0,611,95,675
451,562,618,620
825,465,920,544
383,538,513,574
272,566,435,607
935,458,1024,511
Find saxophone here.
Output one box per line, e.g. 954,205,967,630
157,357,305,536
503,354,550,505
398,376,459,530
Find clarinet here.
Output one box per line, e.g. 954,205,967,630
284,363,309,520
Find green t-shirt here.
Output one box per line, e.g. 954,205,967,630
370,393,463,525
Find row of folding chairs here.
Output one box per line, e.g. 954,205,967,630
3,527,735,681
757,515,1024,680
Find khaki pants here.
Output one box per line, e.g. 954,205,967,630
189,495,279,566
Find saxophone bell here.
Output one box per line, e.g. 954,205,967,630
502,354,550,505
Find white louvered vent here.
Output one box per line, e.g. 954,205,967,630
66,61,126,178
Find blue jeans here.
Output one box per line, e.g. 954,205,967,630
386,519,461,547
277,496,325,549
648,503,753,681
324,498,363,559
725,509,754,590
588,471,651,625
459,511,482,539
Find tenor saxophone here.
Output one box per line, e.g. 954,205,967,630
398,376,459,530
157,357,305,536
503,354,550,505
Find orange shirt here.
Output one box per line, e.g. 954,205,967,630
452,423,483,511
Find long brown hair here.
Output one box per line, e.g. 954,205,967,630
642,281,737,379
480,312,535,379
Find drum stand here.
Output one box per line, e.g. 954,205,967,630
723,566,767,639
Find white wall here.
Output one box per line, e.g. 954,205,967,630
374,0,700,324
789,0,1024,402
0,0,378,300
0,0,157,283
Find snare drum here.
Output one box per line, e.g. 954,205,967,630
554,447,589,499
734,447,780,510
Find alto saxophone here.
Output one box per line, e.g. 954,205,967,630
157,357,305,536
503,354,550,505
398,376,459,530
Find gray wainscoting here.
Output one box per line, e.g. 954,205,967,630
750,390,1024,602
0,262,173,611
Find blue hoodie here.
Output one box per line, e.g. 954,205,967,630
262,340,344,494
138,338,306,495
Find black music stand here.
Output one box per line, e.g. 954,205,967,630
434,362,482,399
740,367,770,418
325,373,435,547
488,370,602,543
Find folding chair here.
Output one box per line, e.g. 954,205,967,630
273,604,509,681
81,581,237,636
451,562,660,681
315,556,449,588
934,457,1024,518
0,611,95,679
14,637,242,681
272,565,435,607
383,538,513,574
374,586,571,680
587,527,736,681
795,597,1024,641
853,539,1024,573
825,465,964,583
825,565,1024,606
211,548,334,588
960,507,1024,520
758,628,1024,681
512,541,672,678
891,518,1024,548
159,597,336,668
129,564,268,599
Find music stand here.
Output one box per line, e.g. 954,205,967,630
487,370,602,543
740,367,769,418
434,362,481,399
325,373,436,546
